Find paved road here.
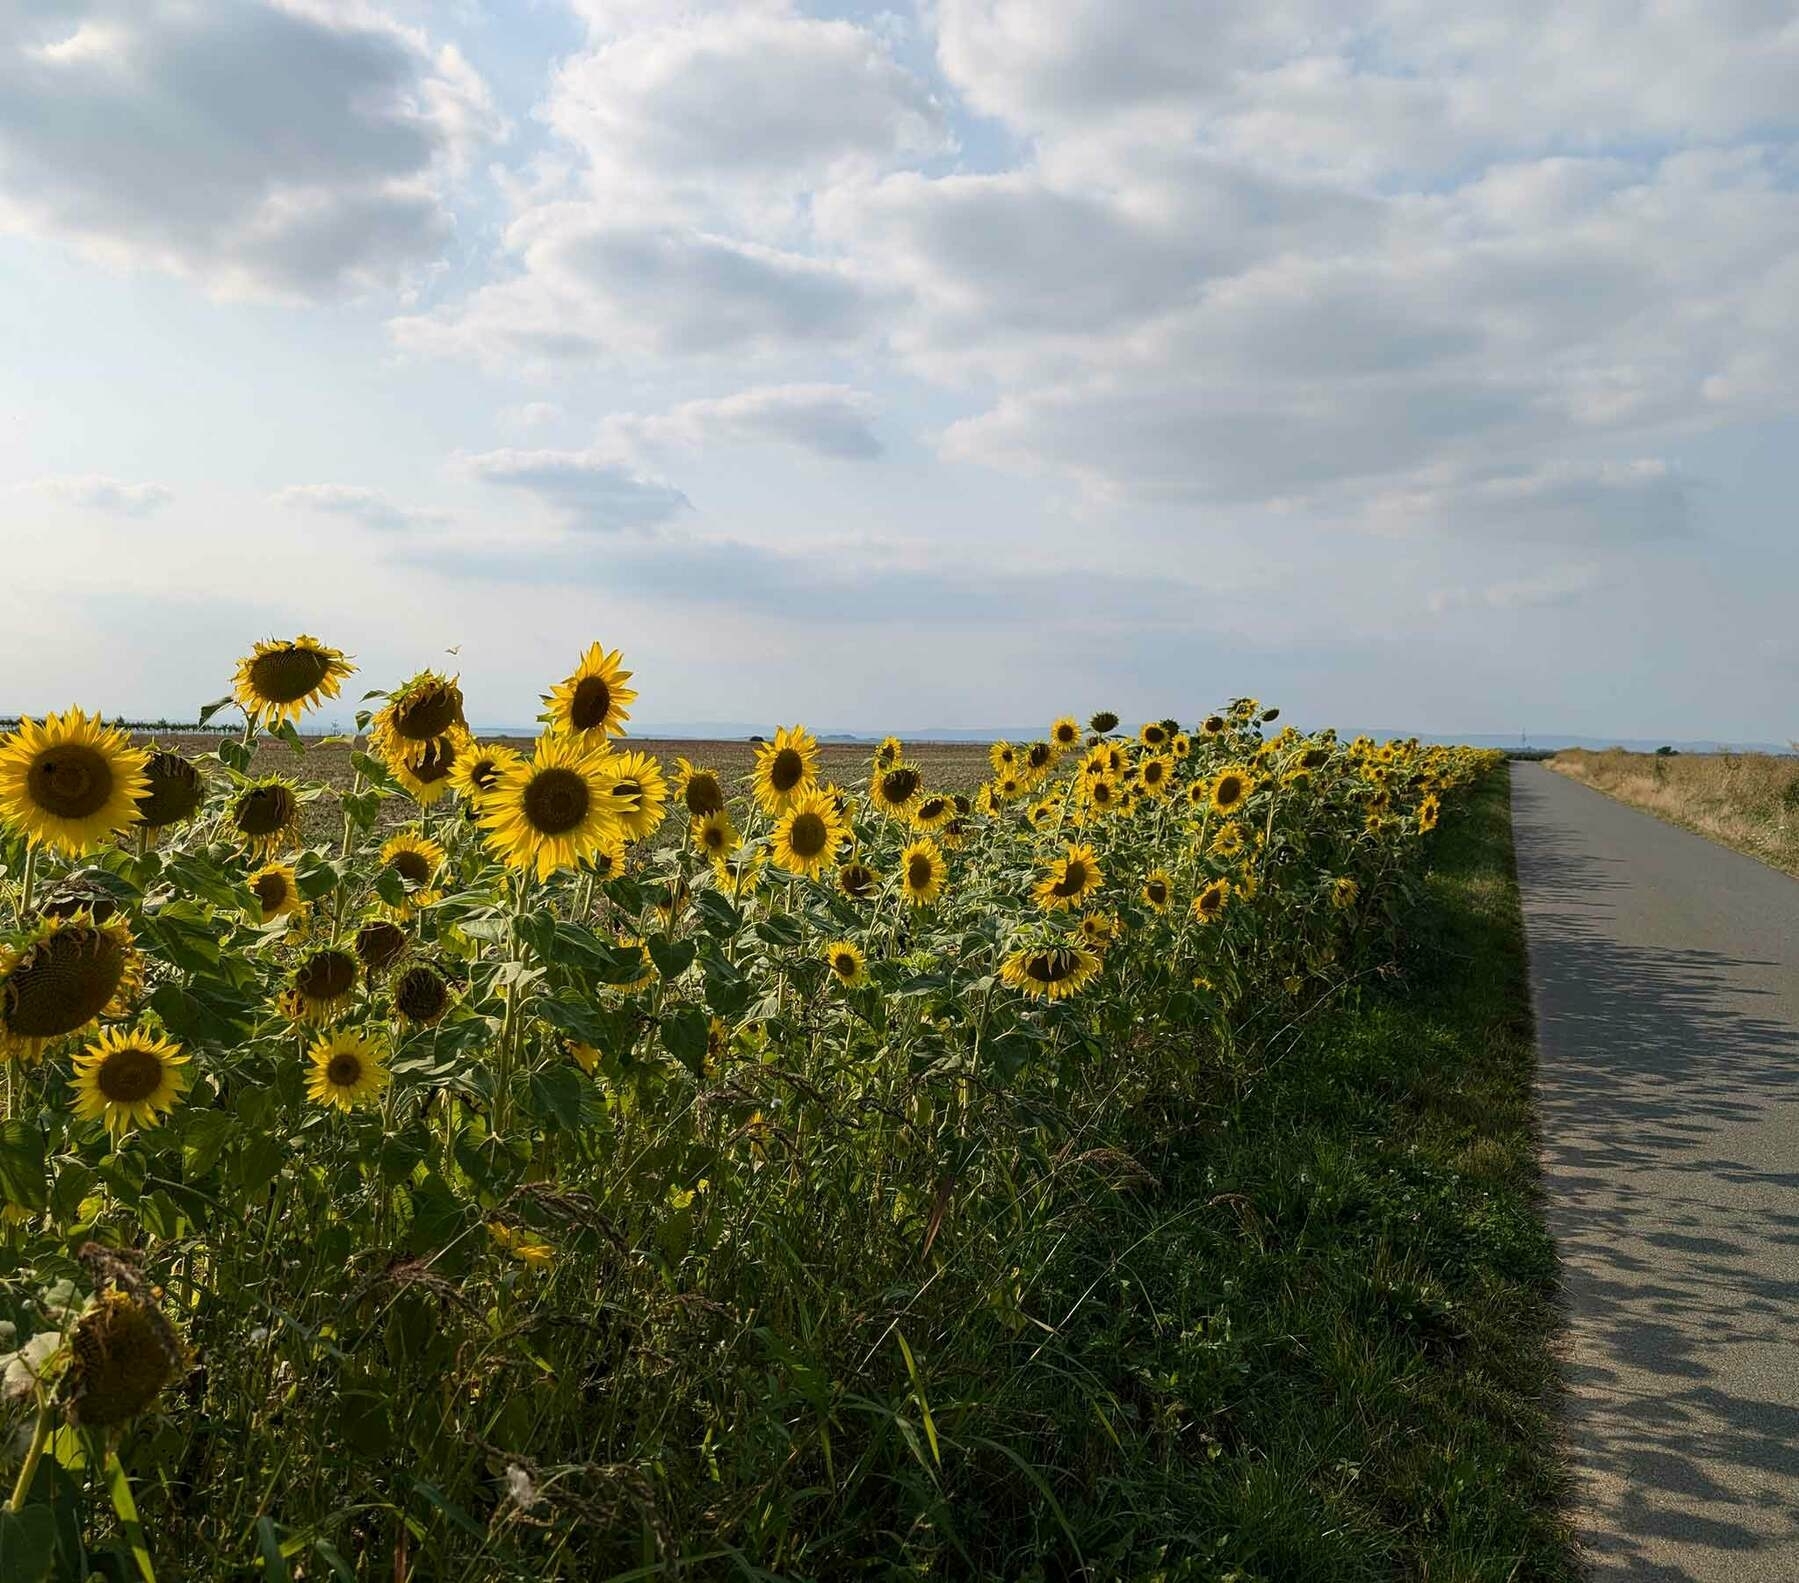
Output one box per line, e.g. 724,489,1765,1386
1512,763,1799,1580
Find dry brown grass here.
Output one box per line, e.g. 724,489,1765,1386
1550,747,1799,876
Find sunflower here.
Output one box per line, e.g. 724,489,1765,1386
823,939,868,988
305,1028,389,1112
1089,711,1120,735
584,831,629,882
389,727,470,807
716,848,766,894
988,741,1017,775
64,1289,184,1428
674,758,727,818
974,784,1001,818
938,817,970,848
544,643,635,742
137,750,205,830
1209,821,1246,859
450,741,523,802
0,709,149,857
567,1040,601,1076
488,1220,556,1269
691,810,739,860
1418,795,1441,833
1083,776,1121,816
291,948,358,1024
911,793,953,829
1209,766,1254,816
70,1027,190,1136
769,790,847,881
1050,717,1081,752
1027,798,1058,831
899,838,947,907
1139,722,1169,748
837,860,878,901
873,736,905,771
1021,741,1056,783
752,726,819,815
1137,755,1174,797
1142,870,1171,911
1330,877,1359,910
1033,843,1104,912
613,936,657,994
0,914,142,1062
481,735,624,880
870,763,923,818
996,774,1024,800
371,672,466,768
232,635,354,727
248,862,303,922
1000,943,1102,1001
230,780,301,856
1191,877,1231,923
378,832,445,915
393,963,451,1025
603,748,668,842
354,918,408,976
1201,714,1226,737
1170,733,1192,759
1079,911,1121,949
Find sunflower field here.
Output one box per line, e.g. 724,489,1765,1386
0,637,1496,1580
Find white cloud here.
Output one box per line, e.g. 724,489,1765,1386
0,0,501,299
460,447,691,530
270,483,448,531
596,385,882,462
1428,562,1603,614
24,475,173,516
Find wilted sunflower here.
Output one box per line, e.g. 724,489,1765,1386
603,748,668,842
1000,942,1101,1001
70,1027,189,1136
136,749,205,830
1210,766,1254,816
545,643,636,742
1033,843,1104,912
0,913,142,1062
354,918,408,976
389,727,470,807
1142,870,1172,911
674,758,726,818
378,832,444,915
481,734,623,880
823,939,868,988
1089,711,1120,735
691,809,739,860
450,741,523,803
305,1028,389,1112
393,963,451,1025
291,948,358,1024
248,861,304,922
770,790,846,881
0,709,149,857
371,672,466,767
64,1288,184,1428
837,859,878,901
1330,877,1359,910
230,779,301,857
232,635,354,727
899,838,947,907
752,725,819,815
1137,755,1174,797
1050,717,1081,752
1191,877,1231,923
873,736,905,771
870,763,923,818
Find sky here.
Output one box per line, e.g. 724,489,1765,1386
1,0,1796,741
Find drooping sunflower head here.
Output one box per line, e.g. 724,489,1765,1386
292,948,358,1024
0,709,149,857
823,939,868,988
752,725,820,816
1050,717,1081,750
1210,766,1253,816
378,832,445,915
837,859,878,901
899,838,947,907
354,918,408,977
544,642,636,742
249,862,303,922
603,748,668,842
1000,942,1101,1001
305,1028,389,1112
770,789,846,881
390,727,470,807
870,763,923,816
480,734,624,881
1088,711,1120,736
233,635,354,727
1142,870,1171,911
691,809,739,859
0,914,142,1063
64,1289,184,1428
674,758,727,818
393,963,452,1026
1330,877,1359,910
1023,741,1056,779
1191,877,1231,923
136,750,205,830
873,736,905,771
372,672,466,760
70,1027,190,1136
1202,714,1226,737
230,779,301,856
451,741,524,803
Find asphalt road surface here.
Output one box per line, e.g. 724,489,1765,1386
1512,763,1799,1580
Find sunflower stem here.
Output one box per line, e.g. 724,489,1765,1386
8,1393,52,1510
17,841,36,924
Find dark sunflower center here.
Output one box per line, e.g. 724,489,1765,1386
701,825,725,850
138,752,203,827
389,850,432,886
1200,890,1224,914
97,1045,164,1103
840,864,872,898
325,1052,364,1088
523,767,590,836
832,952,856,976
254,872,291,910
411,738,457,785
907,855,933,890
1056,725,1075,744
918,797,947,821
1025,951,1076,984
1027,744,1052,770
470,757,502,791
395,967,448,1021
1147,879,1167,903
769,748,805,793
787,811,828,860
395,686,461,742
297,950,356,1001
611,778,643,811
1144,762,1165,785
248,646,332,705
880,767,920,804
27,744,113,820
569,675,613,731
355,920,406,972
683,773,724,817
235,785,295,837
1093,784,1113,803
1145,726,1165,744
1217,776,1244,806
3,928,127,1039
1052,861,1089,897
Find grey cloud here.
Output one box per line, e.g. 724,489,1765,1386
270,484,448,532
461,447,692,530
25,475,173,516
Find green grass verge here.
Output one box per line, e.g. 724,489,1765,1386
943,765,1577,1579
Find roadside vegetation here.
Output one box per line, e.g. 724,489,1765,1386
1552,747,1799,876
0,635,1568,1579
